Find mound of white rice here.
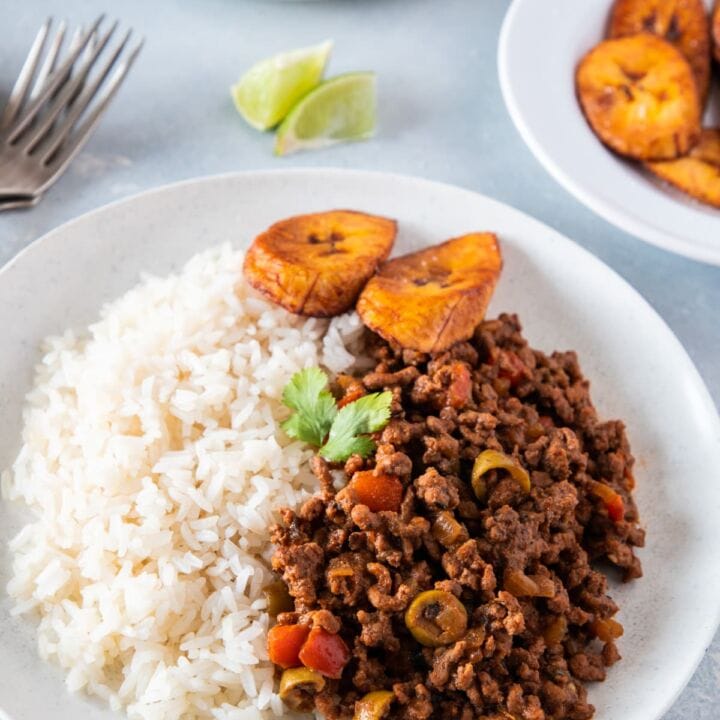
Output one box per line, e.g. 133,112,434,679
1,244,362,719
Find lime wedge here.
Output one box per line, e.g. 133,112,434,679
274,72,376,156
231,40,332,131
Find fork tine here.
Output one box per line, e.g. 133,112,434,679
45,24,84,92
37,30,133,160
0,19,51,131
13,20,118,150
44,40,143,175
83,31,98,61
28,20,66,102
5,15,104,142
62,26,86,105
69,29,98,108
68,25,85,54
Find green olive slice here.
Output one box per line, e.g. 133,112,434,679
278,667,326,707
404,590,468,647
472,449,530,499
264,579,294,616
431,511,468,547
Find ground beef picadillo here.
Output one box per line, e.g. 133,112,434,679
270,313,644,720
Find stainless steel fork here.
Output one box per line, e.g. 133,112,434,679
0,16,143,209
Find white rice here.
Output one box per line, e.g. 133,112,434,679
1,244,363,719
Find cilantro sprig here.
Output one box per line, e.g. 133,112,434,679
281,367,392,462
320,393,392,461
281,367,338,447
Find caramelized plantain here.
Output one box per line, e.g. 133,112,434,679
356,233,502,353
243,210,396,317
645,128,720,207
713,0,720,62
608,0,711,101
576,35,701,159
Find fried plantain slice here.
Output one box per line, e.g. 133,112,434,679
243,210,396,317
608,0,711,101
356,233,502,353
576,35,701,160
645,128,720,207
713,0,720,62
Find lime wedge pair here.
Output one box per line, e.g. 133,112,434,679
231,41,376,156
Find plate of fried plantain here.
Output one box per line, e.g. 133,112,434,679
499,0,720,266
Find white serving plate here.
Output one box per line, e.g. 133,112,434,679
1,169,719,720
498,0,720,265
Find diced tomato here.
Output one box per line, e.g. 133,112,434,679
350,470,404,513
606,494,625,522
298,627,351,679
447,362,473,409
338,382,365,408
267,624,310,669
497,350,527,387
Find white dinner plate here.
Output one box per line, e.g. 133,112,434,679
498,0,720,266
1,169,719,720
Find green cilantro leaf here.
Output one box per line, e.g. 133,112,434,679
319,391,393,462
280,367,393,462
321,435,376,461
281,367,337,447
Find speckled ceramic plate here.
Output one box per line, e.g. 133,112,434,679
1,170,719,720
498,0,720,266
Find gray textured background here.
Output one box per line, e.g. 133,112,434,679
0,0,718,716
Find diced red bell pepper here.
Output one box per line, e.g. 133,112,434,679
267,623,310,669
298,627,351,679
447,362,473,409
350,470,404,513
588,480,625,523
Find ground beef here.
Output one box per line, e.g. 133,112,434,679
270,314,644,720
